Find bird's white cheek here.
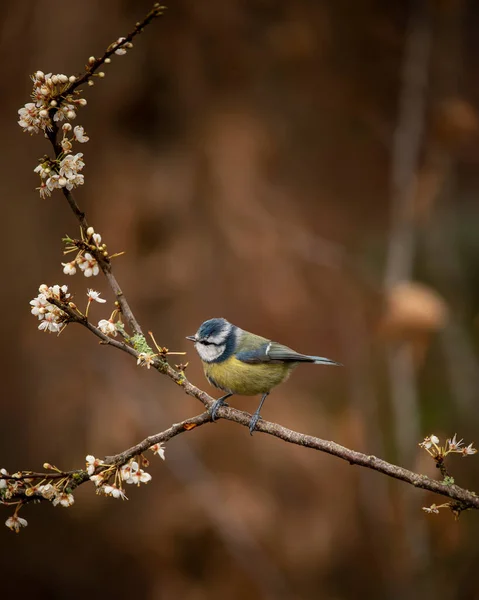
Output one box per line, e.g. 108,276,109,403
196,343,224,363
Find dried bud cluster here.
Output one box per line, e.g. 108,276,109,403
137,352,156,369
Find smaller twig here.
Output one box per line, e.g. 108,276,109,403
435,456,451,479
54,3,166,101
60,191,142,336
48,297,139,357
3,412,212,505
2,472,71,481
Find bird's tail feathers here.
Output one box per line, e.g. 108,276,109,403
309,355,342,366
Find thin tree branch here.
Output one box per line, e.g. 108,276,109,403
4,404,479,511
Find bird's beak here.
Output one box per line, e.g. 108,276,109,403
185,335,196,342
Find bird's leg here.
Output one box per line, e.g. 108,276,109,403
210,393,233,421
249,392,269,435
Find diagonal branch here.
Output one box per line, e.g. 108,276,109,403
5,403,479,512
38,297,479,513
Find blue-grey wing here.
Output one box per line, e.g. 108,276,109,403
236,342,312,364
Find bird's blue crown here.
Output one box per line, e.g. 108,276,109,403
197,318,231,341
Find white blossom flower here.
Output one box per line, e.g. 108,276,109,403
98,319,117,336
120,460,139,483
5,515,28,533
447,434,463,451
90,474,105,487
34,163,51,179
46,174,61,192
38,312,63,333
61,137,72,153
48,284,70,299
52,492,74,507
53,103,76,122
73,125,89,143
150,443,166,460
38,181,52,199
92,233,102,246
37,484,57,500
103,484,127,500
62,261,77,275
0,468,8,489
30,294,49,319
419,435,440,451
419,437,433,450
461,443,477,456
78,253,99,277
422,505,439,514
59,152,84,179
137,353,155,369
65,173,84,190
85,454,104,476
87,290,106,304
55,152,85,191
18,103,42,133
130,468,152,486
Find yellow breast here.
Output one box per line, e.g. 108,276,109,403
203,356,294,396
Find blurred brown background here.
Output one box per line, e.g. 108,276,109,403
2,0,479,598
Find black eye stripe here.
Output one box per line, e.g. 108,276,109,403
200,339,220,347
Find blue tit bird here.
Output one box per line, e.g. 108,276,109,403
186,318,341,434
